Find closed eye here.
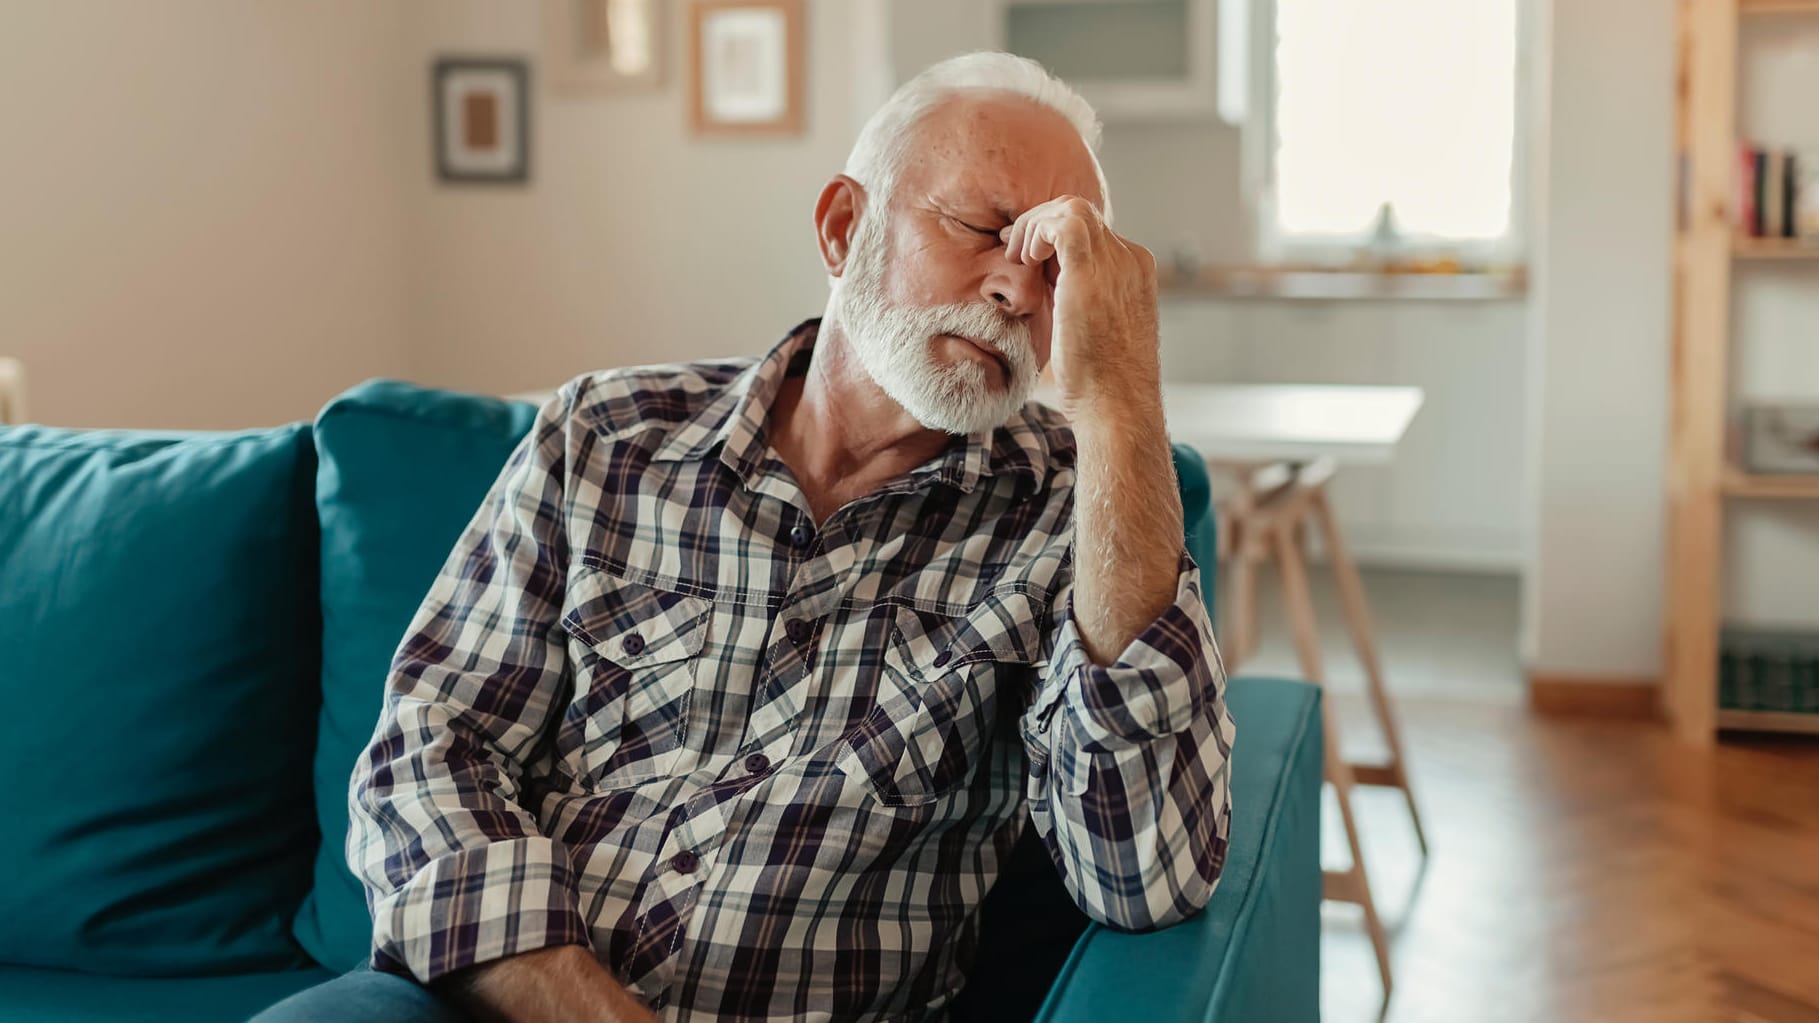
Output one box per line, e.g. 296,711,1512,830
950,216,1000,238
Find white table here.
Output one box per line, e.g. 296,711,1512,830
1158,383,1424,466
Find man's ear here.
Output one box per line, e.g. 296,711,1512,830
815,174,866,278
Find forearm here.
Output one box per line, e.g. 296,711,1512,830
1070,384,1185,665
1011,192,1232,931
439,945,658,1023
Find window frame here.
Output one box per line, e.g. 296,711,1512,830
1238,0,1536,266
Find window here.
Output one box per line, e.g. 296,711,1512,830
1256,0,1521,259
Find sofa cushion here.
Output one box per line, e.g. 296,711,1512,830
1173,443,1217,618
295,380,538,971
0,425,321,975
0,964,335,1023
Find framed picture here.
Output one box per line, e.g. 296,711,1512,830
545,0,664,94
433,58,530,184
690,0,805,136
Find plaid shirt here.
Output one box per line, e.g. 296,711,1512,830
350,320,1234,1021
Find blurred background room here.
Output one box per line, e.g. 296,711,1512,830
3,2,1818,1022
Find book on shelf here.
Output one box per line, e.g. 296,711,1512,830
1739,145,1758,237
1720,627,1819,714
1736,143,1815,242
1765,152,1784,238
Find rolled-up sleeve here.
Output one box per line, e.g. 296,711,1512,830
1019,550,1236,931
347,384,588,983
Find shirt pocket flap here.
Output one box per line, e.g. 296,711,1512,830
561,569,712,668
888,590,1048,679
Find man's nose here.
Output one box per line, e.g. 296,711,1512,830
981,250,1045,319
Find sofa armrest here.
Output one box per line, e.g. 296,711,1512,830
1034,676,1324,1023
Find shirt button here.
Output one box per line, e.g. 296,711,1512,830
622,632,645,656
670,850,699,874
745,752,770,775
789,523,813,548
932,649,953,668
785,618,810,644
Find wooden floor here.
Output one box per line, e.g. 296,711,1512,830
1322,695,1819,1023
1263,571,1819,1023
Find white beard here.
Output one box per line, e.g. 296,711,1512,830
832,215,1039,435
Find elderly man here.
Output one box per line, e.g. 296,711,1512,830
258,51,1232,1023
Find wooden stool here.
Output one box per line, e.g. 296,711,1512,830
1214,456,1430,1003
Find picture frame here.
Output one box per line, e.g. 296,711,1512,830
433,57,531,185
689,0,805,137
545,0,665,94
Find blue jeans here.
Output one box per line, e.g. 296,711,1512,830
250,965,470,1023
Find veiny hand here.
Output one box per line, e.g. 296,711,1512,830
1000,195,1161,417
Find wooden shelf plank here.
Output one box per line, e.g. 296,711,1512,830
1734,238,1819,259
1740,0,1819,15
1722,467,1819,498
1717,709,1819,734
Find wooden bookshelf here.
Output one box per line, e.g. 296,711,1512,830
1666,0,1819,743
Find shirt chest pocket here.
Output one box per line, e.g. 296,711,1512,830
836,591,1047,809
560,569,712,788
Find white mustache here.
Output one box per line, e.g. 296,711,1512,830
915,303,1036,381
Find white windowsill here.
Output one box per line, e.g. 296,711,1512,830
1158,265,1529,302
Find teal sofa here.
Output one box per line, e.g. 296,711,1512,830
0,379,1321,1022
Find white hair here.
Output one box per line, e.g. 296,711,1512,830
842,51,1113,226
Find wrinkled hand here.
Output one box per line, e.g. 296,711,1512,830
1000,196,1161,417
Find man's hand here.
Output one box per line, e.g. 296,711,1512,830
999,195,1161,415
437,944,660,1023
1001,195,1182,665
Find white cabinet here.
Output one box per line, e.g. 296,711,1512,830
999,0,1218,119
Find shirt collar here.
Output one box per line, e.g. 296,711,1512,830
651,318,1052,495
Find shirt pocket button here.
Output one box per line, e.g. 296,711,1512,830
622,632,646,656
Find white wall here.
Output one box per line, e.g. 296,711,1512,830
1522,0,1675,677
0,1,889,429
892,0,1532,571
400,0,882,397
0,1,413,430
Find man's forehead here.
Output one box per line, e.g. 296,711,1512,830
904,93,1104,215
